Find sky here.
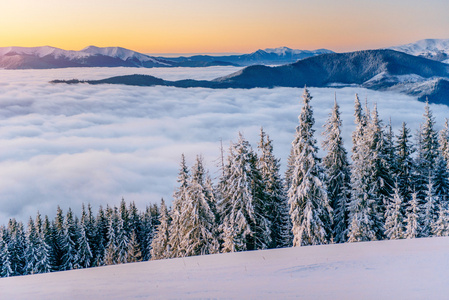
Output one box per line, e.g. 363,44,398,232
1,66,449,225
1,0,449,53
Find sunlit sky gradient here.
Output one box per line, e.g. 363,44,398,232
1,0,449,53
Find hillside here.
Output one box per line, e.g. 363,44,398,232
1,237,448,299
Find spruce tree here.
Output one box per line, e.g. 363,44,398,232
127,231,142,263
347,96,378,242
34,212,51,274
394,122,415,206
404,192,420,239
7,219,26,276
287,88,332,246
420,101,440,175
24,217,39,275
421,176,438,237
180,156,219,256
258,128,291,248
439,119,449,168
220,133,271,252
168,154,190,258
432,203,449,237
140,206,155,261
104,211,118,265
367,104,393,238
116,217,129,264
59,208,77,271
93,206,108,267
433,156,449,205
150,199,171,260
384,183,405,239
0,227,13,277
321,98,351,243
74,219,93,269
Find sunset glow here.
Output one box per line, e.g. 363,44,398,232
1,0,448,53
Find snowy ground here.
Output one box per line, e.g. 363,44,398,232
1,237,449,299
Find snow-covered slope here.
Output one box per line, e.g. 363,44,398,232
263,46,332,57
0,46,174,69
388,38,449,62
81,46,169,65
1,237,449,299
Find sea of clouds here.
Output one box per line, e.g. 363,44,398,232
0,66,448,225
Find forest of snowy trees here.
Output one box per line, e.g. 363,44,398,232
1,88,449,277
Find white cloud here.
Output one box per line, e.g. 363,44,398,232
0,67,448,224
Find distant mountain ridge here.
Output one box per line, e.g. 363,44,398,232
387,38,449,63
53,49,449,105
0,45,332,69
162,47,334,66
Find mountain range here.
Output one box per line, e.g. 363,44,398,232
53,48,449,105
0,45,331,69
158,47,334,66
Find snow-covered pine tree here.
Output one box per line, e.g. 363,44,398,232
7,219,26,276
433,156,449,205
367,104,393,238
59,208,77,271
284,147,295,192
347,95,378,242
421,176,438,237
128,202,143,252
258,128,291,248
140,206,155,261
0,226,13,277
33,212,51,274
119,197,130,237
53,206,66,270
180,156,219,256
432,203,449,237
115,217,129,264
394,122,415,207
74,217,93,269
404,192,420,239
93,205,108,266
127,231,142,263
287,88,332,246
24,217,39,275
104,211,118,265
168,154,190,258
321,98,351,243
439,119,449,167
220,133,271,252
384,183,405,239
421,101,440,172
416,101,440,199
150,199,171,260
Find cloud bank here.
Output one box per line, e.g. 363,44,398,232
0,66,448,224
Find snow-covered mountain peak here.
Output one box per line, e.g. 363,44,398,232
81,46,158,62
388,38,449,61
0,46,88,59
263,47,293,55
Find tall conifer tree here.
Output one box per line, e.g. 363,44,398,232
322,98,351,243
287,88,332,246
258,128,291,248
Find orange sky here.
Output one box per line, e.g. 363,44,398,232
1,0,448,53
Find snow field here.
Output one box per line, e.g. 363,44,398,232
1,236,448,299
